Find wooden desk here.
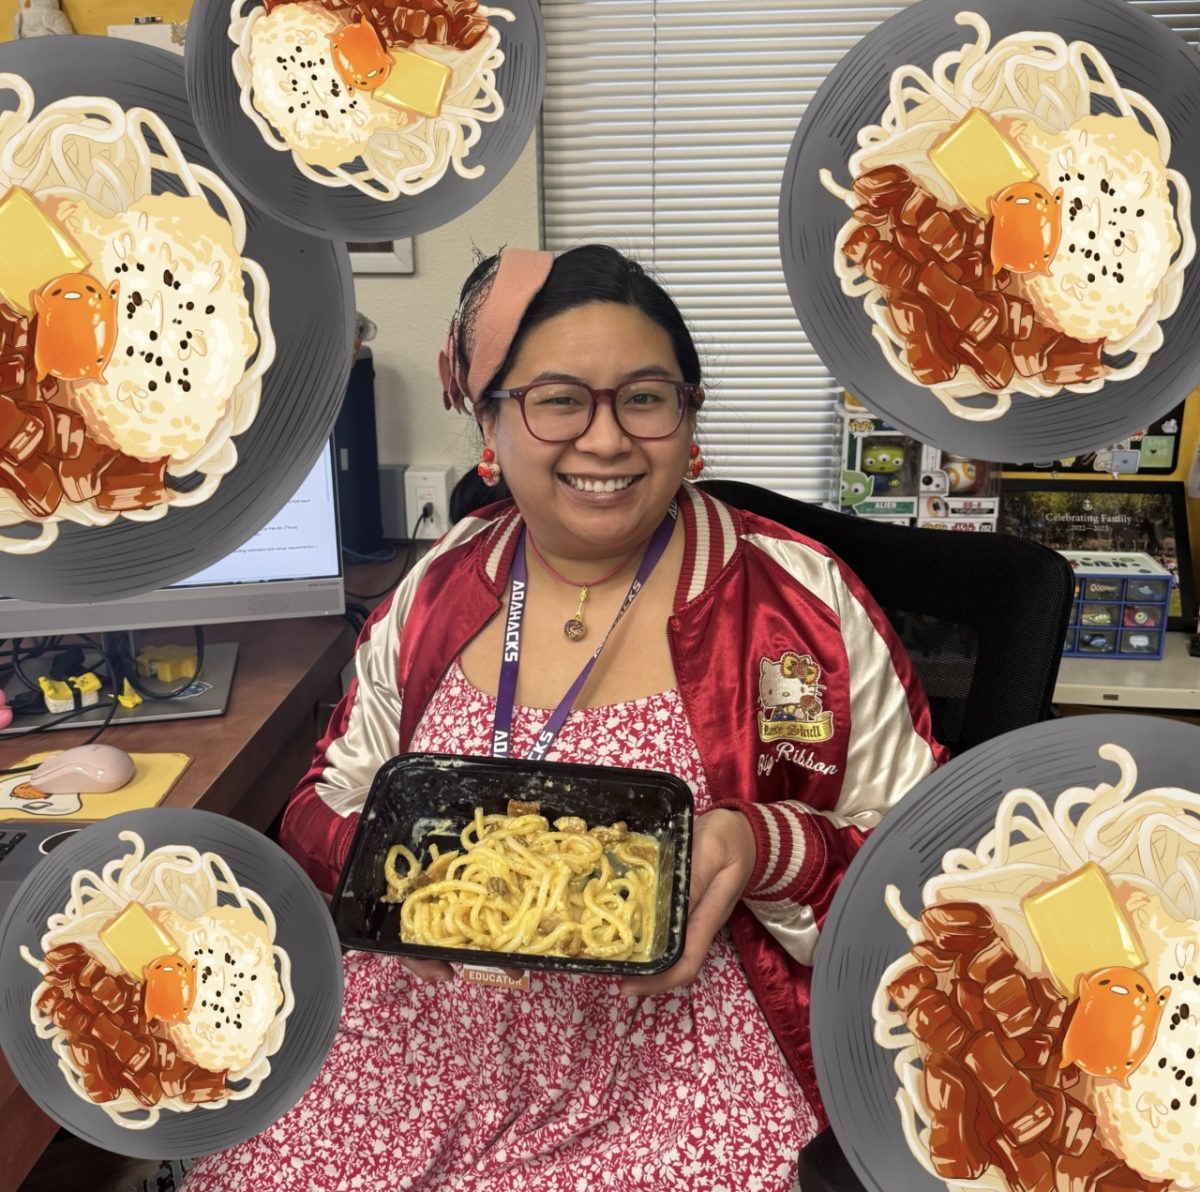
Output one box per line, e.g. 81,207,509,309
0,613,357,1192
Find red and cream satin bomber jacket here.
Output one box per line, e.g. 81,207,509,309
280,484,946,1119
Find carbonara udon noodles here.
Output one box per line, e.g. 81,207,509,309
385,803,661,961
0,73,274,554
874,744,1200,1189
20,831,294,1129
819,12,1194,421
229,0,511,199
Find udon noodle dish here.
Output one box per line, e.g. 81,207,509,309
874,744,1200,1190
230,0,511,198
0,75,274,555
819,12,1195,422
19,831,294,1129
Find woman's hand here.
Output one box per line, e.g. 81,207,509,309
400,957,455,982
620,807,756,997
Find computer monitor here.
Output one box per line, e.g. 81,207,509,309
0,442,344,638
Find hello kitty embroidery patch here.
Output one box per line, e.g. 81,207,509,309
757,652,835,744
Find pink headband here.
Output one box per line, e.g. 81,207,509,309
439,247,555,413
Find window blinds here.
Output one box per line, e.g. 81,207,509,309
539,0,1199,501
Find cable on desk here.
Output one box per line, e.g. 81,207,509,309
104,626,206,701
342,543,399,566
343,602,370,636
344,508,431,601
0,634,121,774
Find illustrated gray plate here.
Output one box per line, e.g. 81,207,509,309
811,713,1200,1192
0,807,344,1159
186,0,545,239
779,0,1200,462
0,37,353,603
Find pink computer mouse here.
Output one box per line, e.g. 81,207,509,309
29,744,135,794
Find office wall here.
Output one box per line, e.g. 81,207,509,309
357,132,541,475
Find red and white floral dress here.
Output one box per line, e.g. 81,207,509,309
181,662,819,1192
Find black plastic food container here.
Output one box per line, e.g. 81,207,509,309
329,753,695,976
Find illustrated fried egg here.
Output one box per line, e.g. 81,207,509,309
1091,892,1200,1185
248,2,399,170
51,193,259,464
1009,114,1180,343
157,905,282,1074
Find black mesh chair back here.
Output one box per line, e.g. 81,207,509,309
698,479,1073,755
699,478,1073,1191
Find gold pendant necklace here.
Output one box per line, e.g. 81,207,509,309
565,588,588,642
526,537,647,641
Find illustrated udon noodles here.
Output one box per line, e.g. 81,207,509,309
0,74,274,554
874,744,1200,1189
19,831,294,1129
229,0,511,199
819,12,1195,422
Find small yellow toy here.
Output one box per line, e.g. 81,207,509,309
117,679,143,710
38,671,102,714
136,644,198,684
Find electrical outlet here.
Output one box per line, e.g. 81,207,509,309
403,466,455,540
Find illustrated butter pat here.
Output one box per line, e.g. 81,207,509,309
1021,862,1147,997
99,900,179,979
0,186,90,318
929,109,1038,215
374,48,453,118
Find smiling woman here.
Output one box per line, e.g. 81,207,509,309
179,244,948,1192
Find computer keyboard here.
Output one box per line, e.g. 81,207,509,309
0,822,82,917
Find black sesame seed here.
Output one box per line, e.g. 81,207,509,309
1160,1058,1169,1069
1183,1004,1191,1019
205,305,215,315
148,381,157,392
1088,274,1095,283
148,330,157,341
1173,1098,1181,1111
181,381,191,393
126,346,134,357
1137,208,1145,217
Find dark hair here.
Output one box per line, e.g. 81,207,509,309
456,245,703,412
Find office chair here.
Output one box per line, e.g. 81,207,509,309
698,479,1073,756
698,478,1074,1190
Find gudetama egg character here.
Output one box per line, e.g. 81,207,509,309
143,953,196,1024
31,273,120,383
988,182,1063,276
1060,966,1169,1086
328,19,392,92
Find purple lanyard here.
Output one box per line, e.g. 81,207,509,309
491,503,678,761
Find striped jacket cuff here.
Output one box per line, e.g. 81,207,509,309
713,800,819,904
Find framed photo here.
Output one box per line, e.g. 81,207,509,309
348,239,415,276
1001,480,1196,629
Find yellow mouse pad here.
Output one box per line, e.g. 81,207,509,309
0,752,191,822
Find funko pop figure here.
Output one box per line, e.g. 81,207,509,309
860,441,909,494
942,456,981,494
840,470,871,509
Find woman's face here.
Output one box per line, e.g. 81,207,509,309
480,302,695,561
